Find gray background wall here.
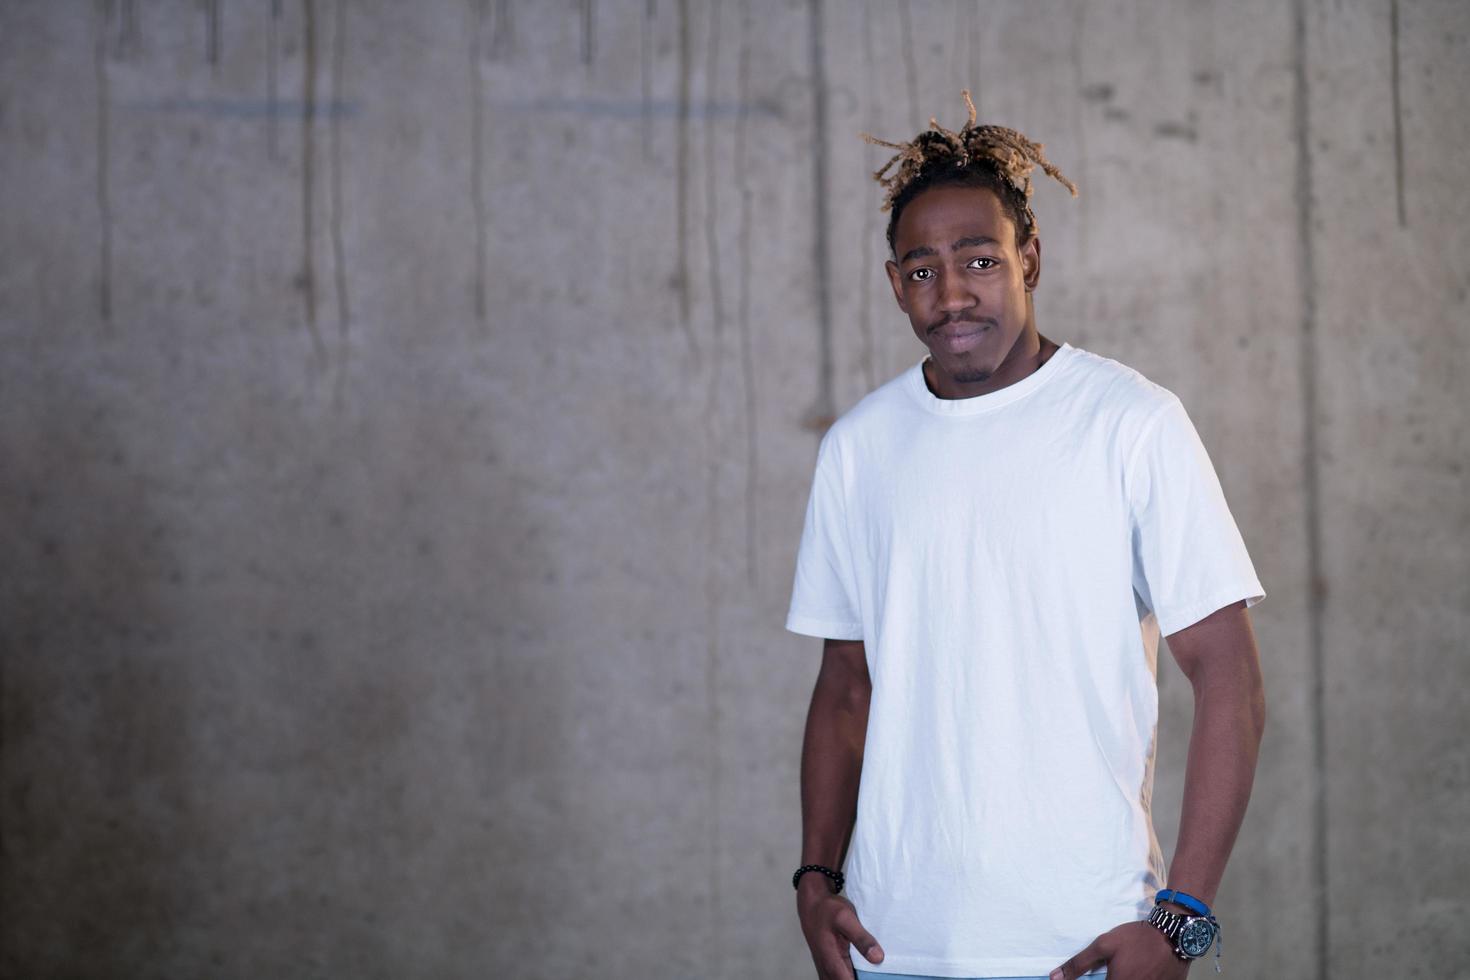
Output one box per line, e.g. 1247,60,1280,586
2,1,1466,977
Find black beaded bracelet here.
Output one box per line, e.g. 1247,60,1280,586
792,864,845,893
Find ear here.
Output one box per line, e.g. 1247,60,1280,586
1021,236,1042,292
885,259,909,313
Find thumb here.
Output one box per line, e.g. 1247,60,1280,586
834,907,885,964
1050,937,1104,980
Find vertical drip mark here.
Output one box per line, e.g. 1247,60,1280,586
95,0,113,326
580,0,595,66
330,0,350,405
898,0,919,127
490,0,513,60
118,0,140,59
472,0,489,325
640,0,655,161
206,0,221,69
675,0,697,359
947,0,964,90
700,6,724,959
735,0,758,589
268,0,282,160
804,0,834,431
703,2,724,341
1390,0,1406,227
858,0,877,390
1070,2,1090,283
967,2,979,102
1291,1,1328,977
300,0,326,363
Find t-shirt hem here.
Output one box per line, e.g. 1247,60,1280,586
852,950,1107,977
785,612,863,641
1158,581,1266,637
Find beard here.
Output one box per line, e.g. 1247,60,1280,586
949,364,994,384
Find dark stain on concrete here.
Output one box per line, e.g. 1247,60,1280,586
94,0,113,325
1081,82,1114,103
490,0,514,60
491,95,776,118
329,0,350,406
1153,120,1198,142
736,0,758,589
268,0,282,159
1102,105,1130,122
676,0,695,357
580,0,596,66
897,0,919,127
1291,0,1328,974
640,0,655,159
859,1,878,391
205,0,221,69
1391,0,1407,226
472,0,489,324
116,0,140,59
300,0,326,364
703,0,724,341
803,0,834,434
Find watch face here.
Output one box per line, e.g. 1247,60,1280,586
1179,918,1215,958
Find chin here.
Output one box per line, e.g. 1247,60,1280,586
934,350,997,385
951,366,994,384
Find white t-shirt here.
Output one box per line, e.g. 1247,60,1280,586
785,341,1265,978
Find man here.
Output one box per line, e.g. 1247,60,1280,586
786,91,1267,980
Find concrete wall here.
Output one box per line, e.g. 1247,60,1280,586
2,1,1465,977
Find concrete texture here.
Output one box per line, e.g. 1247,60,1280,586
1,1,1465,977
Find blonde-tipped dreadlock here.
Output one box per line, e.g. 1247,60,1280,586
860,90,1077,248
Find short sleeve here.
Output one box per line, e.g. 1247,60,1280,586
1127,394,1266,637
785,432,864,641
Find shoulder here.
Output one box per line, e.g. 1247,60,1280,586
1059,343,1183,427
817,362,920,455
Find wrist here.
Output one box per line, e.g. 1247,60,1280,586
793,864,843,901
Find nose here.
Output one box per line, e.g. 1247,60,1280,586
937,270,976,314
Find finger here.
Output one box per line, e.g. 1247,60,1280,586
832,907,885,964
1049,938,1106,980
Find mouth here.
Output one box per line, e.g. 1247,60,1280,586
929,318,995,355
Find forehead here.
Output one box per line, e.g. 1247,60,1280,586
892,185,1018,257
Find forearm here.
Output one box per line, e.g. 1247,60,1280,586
798,669,869,872
1164,670,1267,907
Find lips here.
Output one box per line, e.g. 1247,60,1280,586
930,318,994,355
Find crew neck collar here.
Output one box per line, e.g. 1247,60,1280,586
905,341,1075,416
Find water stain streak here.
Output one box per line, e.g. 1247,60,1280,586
269,0,282,159
736,0,758,586
95,0,113,325
330,0,350,405
300,0,326,363
1390,0,1406,226
472,0,489,324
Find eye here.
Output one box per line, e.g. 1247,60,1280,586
907,268,934,282
968,256,997,270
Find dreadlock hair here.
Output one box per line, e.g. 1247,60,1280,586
860,90,1078,256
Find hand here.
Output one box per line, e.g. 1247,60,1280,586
1050,920,1190,980
796,878,884,980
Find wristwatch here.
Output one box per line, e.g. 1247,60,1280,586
1147,903,1221,964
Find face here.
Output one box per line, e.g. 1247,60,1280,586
885,185,1042,398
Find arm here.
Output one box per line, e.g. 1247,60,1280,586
1052,600,1266,980
1157,599,1268,911
796,638,886,979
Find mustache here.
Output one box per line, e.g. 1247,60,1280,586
927,314,998,333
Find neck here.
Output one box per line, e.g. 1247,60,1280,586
923,328,1058,400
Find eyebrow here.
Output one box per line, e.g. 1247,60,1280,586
899,235,1001,265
